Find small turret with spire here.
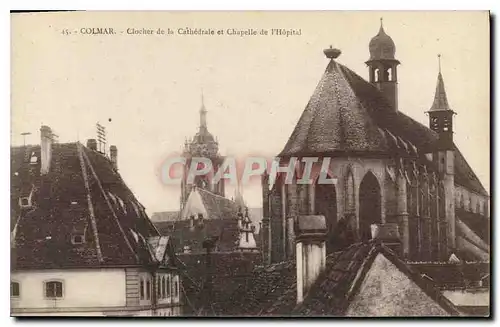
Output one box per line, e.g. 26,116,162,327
427,54,456,150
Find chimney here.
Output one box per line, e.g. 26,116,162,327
371,223,402,256
295,215,327,304
40,125,53,175
87,139,97,151
110,145,118,170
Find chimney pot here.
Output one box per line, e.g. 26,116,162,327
86,139,97,151
40,125,53,175
295,215,327,304
110,145,118,170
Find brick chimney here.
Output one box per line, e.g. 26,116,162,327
371,223,402,256
110,145,118,170
295,215,327,304
40,125,53,175
86,139,97,151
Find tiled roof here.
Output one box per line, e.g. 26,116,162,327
175,252,261,316
158,218,240,253
11,142,160,270
151,211,180,222
219,260,297,316
198,188,241,220
408,261,490,290
278,58,487,196
222,242,461,317
155,188,256,254
279,59,390,157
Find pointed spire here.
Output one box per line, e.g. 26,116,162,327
429,54,452,112
234,182,246,209
438,53,442,73
379,17,384,33
199,90,207,130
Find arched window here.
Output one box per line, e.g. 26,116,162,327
140,278,145,300
166,275,171,298
161,276,165,299
174,276,179,298
359,172,381,241
45,280,63,298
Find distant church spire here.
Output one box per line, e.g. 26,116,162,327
200,90,208,131
429,54,451,112
234,182,246,209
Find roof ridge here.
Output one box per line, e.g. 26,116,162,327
378,243,462,316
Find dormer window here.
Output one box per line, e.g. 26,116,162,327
30,152,38,164
20,197,30,206
71,234,85,245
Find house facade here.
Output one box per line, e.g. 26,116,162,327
10,126,183,316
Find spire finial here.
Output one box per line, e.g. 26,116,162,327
380,17,384,31
438,54,442,73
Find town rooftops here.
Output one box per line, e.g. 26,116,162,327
218,241,461,317
11,141,165,270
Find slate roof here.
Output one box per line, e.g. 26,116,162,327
278,58,487,196
11,142,160,270
221,241,461,317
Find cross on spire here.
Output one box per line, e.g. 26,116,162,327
438,54,442,73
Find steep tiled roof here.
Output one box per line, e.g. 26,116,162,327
11,142,160,270
198,188,241,220
279,59,390,157
278,58,487,196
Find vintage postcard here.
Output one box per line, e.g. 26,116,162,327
10,11,490,317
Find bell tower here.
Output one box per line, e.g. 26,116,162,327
180,93,225,210
366,18,401,111
428,54,455,150
427,54,456,257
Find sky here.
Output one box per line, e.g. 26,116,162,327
11,11,490,215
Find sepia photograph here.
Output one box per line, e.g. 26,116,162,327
10,11,490,317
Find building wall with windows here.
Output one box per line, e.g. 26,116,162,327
11,268,182,316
